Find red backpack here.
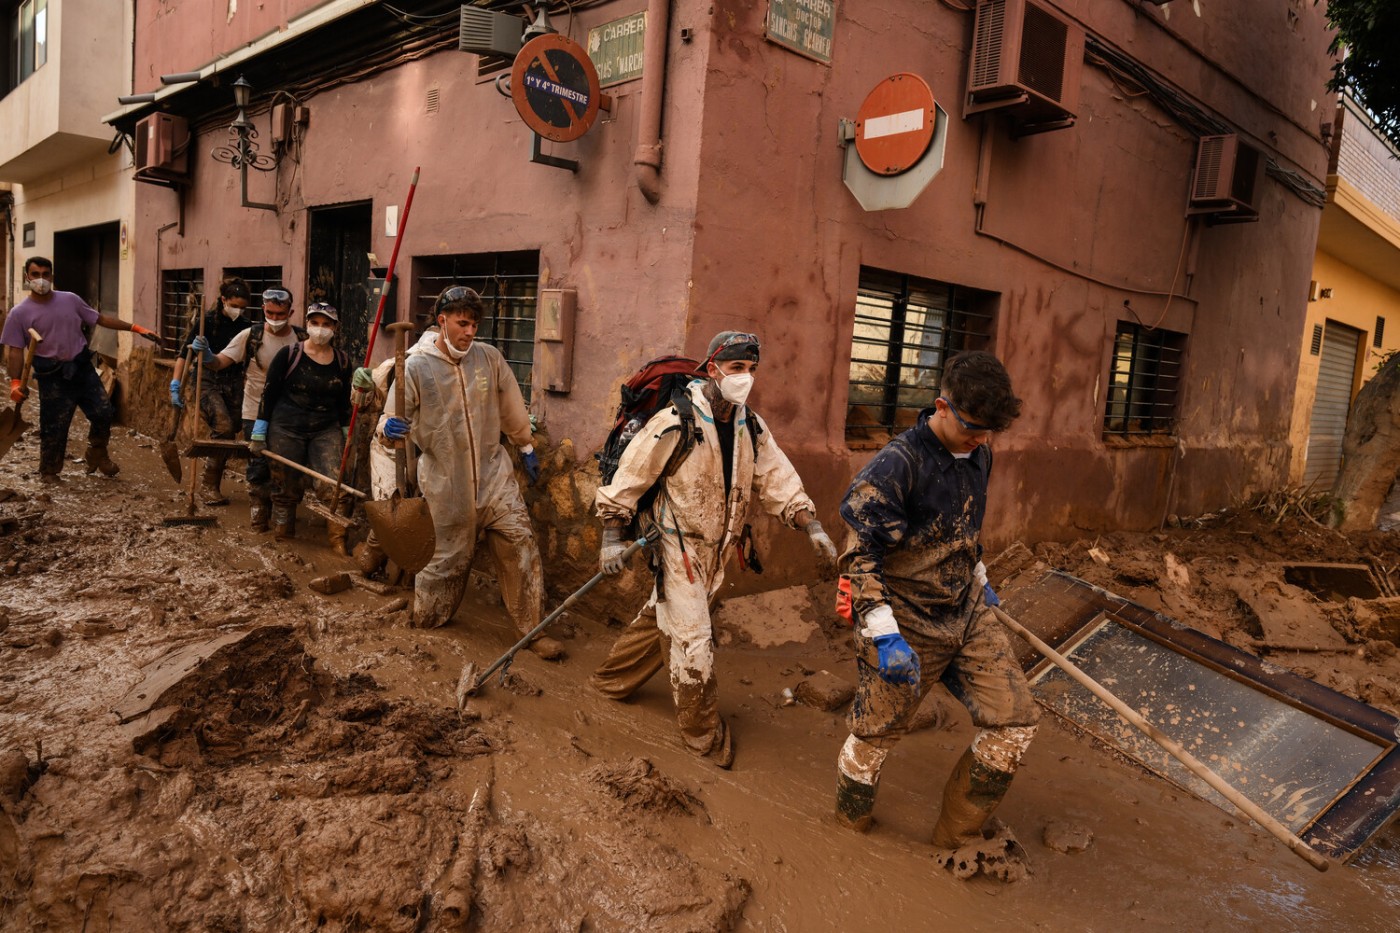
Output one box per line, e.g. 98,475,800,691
595,355,703,490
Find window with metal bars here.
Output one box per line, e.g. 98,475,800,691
222,266,284,324
846,267,996,446
1103,322,1186,438
158,269,204,359
410,251,539,403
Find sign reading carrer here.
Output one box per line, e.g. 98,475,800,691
511,33,603,143
766,0,836,64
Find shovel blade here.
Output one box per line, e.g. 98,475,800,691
0,405,30,462
159,438,183,482
363,491,435,575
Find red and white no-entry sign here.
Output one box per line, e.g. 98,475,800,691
855,73,938,176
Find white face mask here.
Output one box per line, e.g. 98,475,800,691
719,372,754,406
264,317,290,333
222,306,243,320
28,278,52,296
306,325,335,346
440,338,470,361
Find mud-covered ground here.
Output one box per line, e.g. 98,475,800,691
2,427,1400,932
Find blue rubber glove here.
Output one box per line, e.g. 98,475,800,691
873,633,921,686
983,583,1000,607
384,416,411,441
249,418,269,454
191,335,216,365
168,379,183,409
520,449,540,486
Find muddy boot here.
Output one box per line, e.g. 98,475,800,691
272,505,297,541
83,443,120,477
327,518,350,557
354,538,387,576
38,471,64,485
930,748,1027,881
250,496,272,533
529,636,567,661
199,459,228,506
835,772,877,833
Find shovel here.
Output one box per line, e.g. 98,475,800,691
0,328,42,462
164,309,217,527
363,321,435,574
159,346,196,483
989,604,1330,872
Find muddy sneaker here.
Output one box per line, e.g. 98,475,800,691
83,445,120,477
38,472,64,485
932,818,1030,883
529,636,567,661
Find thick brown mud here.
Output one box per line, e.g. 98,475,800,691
2,428,1400,931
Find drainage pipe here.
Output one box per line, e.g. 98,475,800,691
634,0,672,204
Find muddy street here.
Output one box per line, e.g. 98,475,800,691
1,428,1399,931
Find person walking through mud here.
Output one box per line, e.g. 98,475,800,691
2,256,159,483
590,331,837,769
376,286,563,660
170,276,254,506
248,302,352,545
832,350,1037,882
193,286,303,531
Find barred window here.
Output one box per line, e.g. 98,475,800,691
1104,322,1187,437
846,267,995,446
410,250,539,403
222,266,284,323
158,268,204,359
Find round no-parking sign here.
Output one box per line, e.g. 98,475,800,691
511,34,602,143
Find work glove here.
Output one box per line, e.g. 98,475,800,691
249,419,269,455
973,560,1000,607
9,379,25,404
861,604,920,687
131,324,159,343
168,379,183,409
383,416,411,441
350,367,375,410
805,519,837,574
520,448,540,486
599,525,629,575
190,335,217,365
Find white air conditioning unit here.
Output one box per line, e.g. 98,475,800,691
965,0,1084,135
133,113,190,184
1188,134,1264,222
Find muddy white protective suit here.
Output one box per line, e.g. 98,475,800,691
380,337,542,632
593,378,815,764
369,329,437,500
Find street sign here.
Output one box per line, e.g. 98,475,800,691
511,33,603,143
765,0,836,64
588,11,646,88
855,73,937,176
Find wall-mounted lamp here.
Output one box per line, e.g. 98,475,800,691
210,75,279,212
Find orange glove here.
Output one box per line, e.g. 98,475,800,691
131,324,159,343
9,379,24,404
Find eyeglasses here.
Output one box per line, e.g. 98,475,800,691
261,288,291,303
938,397,995,434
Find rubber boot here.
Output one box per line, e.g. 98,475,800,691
529,636,566,661
83,443,120,477
199,459,228,506
327,518,350,557
272,505,297,541
835,772,877,833
930,748,1014,850
354,537,387,576
249,496,272,533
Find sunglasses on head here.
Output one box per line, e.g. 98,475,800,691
938,397,995,434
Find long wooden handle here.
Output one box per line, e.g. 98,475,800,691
258,449,368,499
186,311,207,511
393,331,408,495
990,604,1330,872
20,328,43,385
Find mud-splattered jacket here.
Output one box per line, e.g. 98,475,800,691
596,379,814,560
839,409,990,637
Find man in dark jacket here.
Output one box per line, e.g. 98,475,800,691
833,350,1038,881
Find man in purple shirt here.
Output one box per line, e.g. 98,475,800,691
3,256,158,483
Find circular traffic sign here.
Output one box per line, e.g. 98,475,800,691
511,34,602,143
855,73,938,176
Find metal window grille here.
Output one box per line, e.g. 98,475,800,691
1103,322,1186,437
1311,323,1324,356
222,266,284,324
846,267,994,444
412,250,539,403
1376,316,1386,349
159,268,204,359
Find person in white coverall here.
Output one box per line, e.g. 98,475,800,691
377,286,562,660
591,331,838,767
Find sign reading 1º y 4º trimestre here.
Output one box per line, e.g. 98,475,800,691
766,0,836,64
587,11,646,88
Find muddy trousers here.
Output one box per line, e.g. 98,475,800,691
836,605,1040,841
412,484,544,640
197,380,243,497
591,535,733,766
242,419,275,528
33,358,114,476
267,420,342,536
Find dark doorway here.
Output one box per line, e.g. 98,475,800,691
53,221,121,358
307,202,372,366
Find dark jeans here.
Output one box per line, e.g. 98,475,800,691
243,418,273,501
267,418,343,510
33,354,114,475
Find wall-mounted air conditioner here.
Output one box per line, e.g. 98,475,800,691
1188,134,1264,222
133,113,191,185
965,0,1084,135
